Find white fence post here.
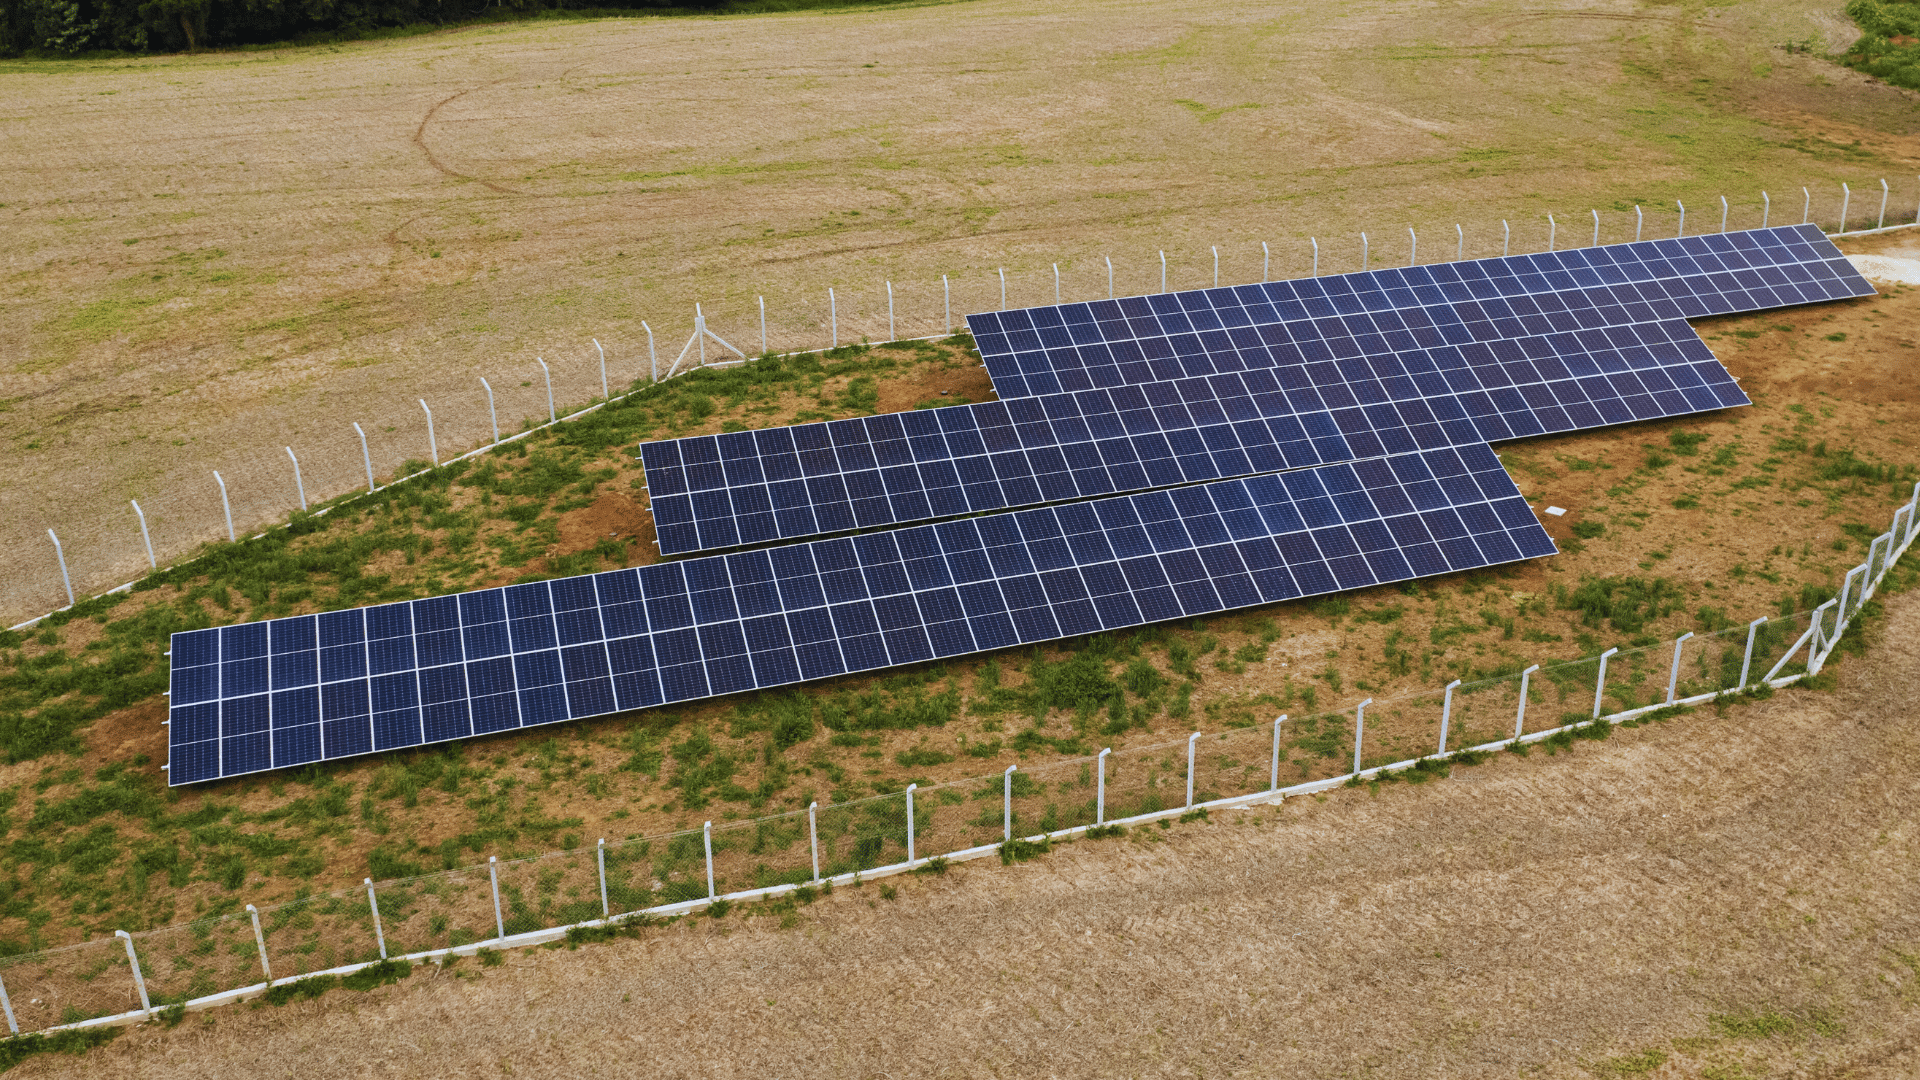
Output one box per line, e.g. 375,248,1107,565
644,321,657,382
213,471,235,542
1407,227,1416,266
809,801,821,883
1802,186,1810,225
1665,632,1693,704
115,930,152,1017
353,422,375,493
1807,599,1839,675
1838,563,1865,624
1212,246,1219,287
1186,731,1201,806
1864,533,1890,602
285,447,307,511
1353,698,1372,774
1547,215,1555,252
0,969,16,1034
887,281,895,341
1105,257,1114,297
829,289,838,348
247,904,272,985
132,500,156,570
1270,714,1286,791
703,821,715,899
1720,195,1729,233
759,297,767,355
366,878,387,959
489,856,505,941
1514,664,1539,739
1593,647,1619,718
537,359,555,423
480,378,499,444
48,529,74,608
594,338,608,399
419,399,438,465
1739,617,1766,688
1762,190,1770,228
942,276,951,331
1262,241,1270,282
999,268,1007,309
1879,178,1889,229
1635,205,1643,242
1439,678,1462,754
1840,183,1851,232
1502,220,1510,256
1003,765,1016,841
596,838,609,919
1360,232,1369,271
1455,224,1464,261
1095,749,1110,824
1159,252,1166,293
1311,237,1320,276
1053,263,1061,304
905,784,917,865
1591,208,1600,246
1676,200,1686,237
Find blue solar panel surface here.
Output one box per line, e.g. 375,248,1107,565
641,318,1738,555
971,224,1871,399
169,443,1552,783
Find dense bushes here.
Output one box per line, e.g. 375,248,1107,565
1843,0,1920,90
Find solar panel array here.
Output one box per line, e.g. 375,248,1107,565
642,319,1738,555
168,222,1875,784
168,444,1552,783
971,224,1871,399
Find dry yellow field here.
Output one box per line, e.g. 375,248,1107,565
3,0,1916,621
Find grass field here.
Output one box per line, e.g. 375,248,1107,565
2,0,1917,620
0,0,1918,1068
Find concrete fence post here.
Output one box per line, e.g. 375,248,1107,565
1591,208,1600,246
366,878,386,960
1159,252,1167,293
1106,257,1114,298
703,821,715,899
1547,214,1555,252
1439,678,1462,754
1676,200,1686,237
480,378,499,444
1879,178,1890,230
247,904,272,985
1360,232,1369,271
1270,714,1287,791
537,358,555,423
353,422,375,493
0,969,16,1034
1593,647,1620,718
1720,195,1729,233
1636,205,1643,241
1000,268,1008,309
48,529,74,608
1407,227,1416,266
1762,190,1770,228
887,281,895,341
1840,183,1850,233
1262,241,1270,282
1502,220,1510,257
214,471,235,542
488,856,504,941
759,297,767,355
280,447,308,513
1186,731,1201,806
808,801,821,883
596,838,609,919
1353,698,1373,774
829,289,838,348
132,500,156,570
1808,599,1839,675
644,321,657,383
1003,765,1016,841
943,276,951,330
1739,617,1766,688
1802,187,1810,225
1514,664,1540,739
905,784,917,865
1212,245,1219,287
1666,632,1694,704
1455,224,1464,261
419,399,438,465
1311,237,1319,276
1096,748,1110,824
114,930,153,1018
1053,263,1061,304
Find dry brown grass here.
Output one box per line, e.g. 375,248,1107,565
17,589,1920,1079
4,0,1919,619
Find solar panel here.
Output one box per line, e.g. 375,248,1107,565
970,224,1871,400
167,443,1553,784
642,318,1741,555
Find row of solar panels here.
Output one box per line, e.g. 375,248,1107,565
166,223,1874,783
168,445,1552,781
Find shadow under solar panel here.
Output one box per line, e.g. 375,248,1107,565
168,444,1554,785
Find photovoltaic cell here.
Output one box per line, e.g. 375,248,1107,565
642,318,1740,555
167,443,1553,784
971,224,1872,399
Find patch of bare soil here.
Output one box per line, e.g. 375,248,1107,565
25,591,1920,1079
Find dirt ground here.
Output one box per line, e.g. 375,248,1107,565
5,0,1919,622
18,585,1919,1079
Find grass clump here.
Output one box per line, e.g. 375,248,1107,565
1083,823,1127,839
339,958,411,992
997,837,1051,865
262,974,338,1006
0,1028,120,1071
